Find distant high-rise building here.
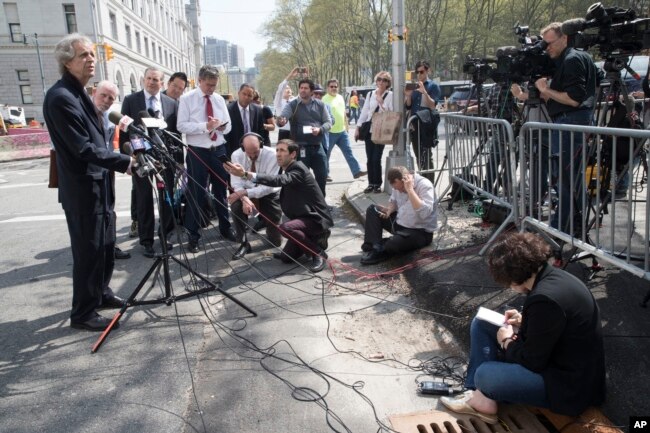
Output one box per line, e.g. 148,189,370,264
230,44,245,68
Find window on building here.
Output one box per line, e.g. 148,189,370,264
158,46,162,65
135,31,141,53
4,3,21,42
109,12,117,39
125,24,132,48
152,42,156,61
144,36,149,58
17,69,28,81
20,85,32,104
63,4,77,33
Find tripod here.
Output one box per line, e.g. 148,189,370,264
92,151,257,354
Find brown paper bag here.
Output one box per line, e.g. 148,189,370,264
370,111,402,145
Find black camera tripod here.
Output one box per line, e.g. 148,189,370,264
92,151,256,353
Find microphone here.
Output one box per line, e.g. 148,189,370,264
561,18,587,36
108,111,148,137
138,110,167,150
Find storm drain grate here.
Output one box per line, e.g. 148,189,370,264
389,405,550,433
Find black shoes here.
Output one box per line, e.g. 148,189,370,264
221,228,237,242
354,170,368,179
360,242,373,252
232,242,251,260
187,241,200,253
114,247,131,259
272,251,297,264
70,313,119,331
308,252,328,273
360,249,388,265
99,294,126,309
363,185,375,193
253,219,266,232
143,244,155,258
373,186,382,193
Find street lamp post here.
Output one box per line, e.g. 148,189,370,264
23,33,47,96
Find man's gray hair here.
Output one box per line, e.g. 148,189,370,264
144,66,164,79
198,65,220,81
54,33,93,75
96,80,118,94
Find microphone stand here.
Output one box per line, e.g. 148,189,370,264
91,134,257,354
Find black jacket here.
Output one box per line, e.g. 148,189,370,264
504,264,606,415
43,72,131,214
225,101,265,157
255,160,333,232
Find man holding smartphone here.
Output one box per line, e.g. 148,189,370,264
177,65,235,253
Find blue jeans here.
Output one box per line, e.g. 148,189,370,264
185,146,232,242
465,317,550,408
550,109,591,232
327,131,362,176
365,138,385,187
299,144,328,197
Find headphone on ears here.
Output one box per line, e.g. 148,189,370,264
239,132,264,149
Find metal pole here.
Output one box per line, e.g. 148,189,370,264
24,33,47,96
385,0,411,192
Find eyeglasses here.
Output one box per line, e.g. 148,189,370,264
416,69,427,74
376,77,390,83
329,85,338,88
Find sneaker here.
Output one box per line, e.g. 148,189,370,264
129,220,138,238
363,185,375,193
326,176,333,182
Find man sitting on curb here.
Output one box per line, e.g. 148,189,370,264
360,166,437,265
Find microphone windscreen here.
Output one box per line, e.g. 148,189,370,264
108,111,123,126
561,18,586,36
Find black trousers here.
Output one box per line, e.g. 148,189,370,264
64,208,116,322
133,165,176,246
363,204,432,255
231,192,282,247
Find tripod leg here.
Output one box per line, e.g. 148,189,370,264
91,257,165,353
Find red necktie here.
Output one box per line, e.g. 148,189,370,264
205,94,216,141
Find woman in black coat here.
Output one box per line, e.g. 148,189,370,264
441,232,606,423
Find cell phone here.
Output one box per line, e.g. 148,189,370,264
298,67,308,74
405,82,417,91
217,154,230,164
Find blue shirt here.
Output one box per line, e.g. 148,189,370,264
408,79,441,113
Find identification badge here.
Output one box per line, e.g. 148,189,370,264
300,147,306,158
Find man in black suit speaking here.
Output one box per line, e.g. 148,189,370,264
225,83,265,157
43,34,133,331
225,139,332,273
120,67,179,258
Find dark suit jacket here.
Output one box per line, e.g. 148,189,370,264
255,160,333,232
43,72,131,214
119,89,179,152
225,101,265,156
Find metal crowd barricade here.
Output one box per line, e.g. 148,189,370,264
407,112,518,254
517,122,650,280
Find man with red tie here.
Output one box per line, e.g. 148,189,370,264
177,65,235,253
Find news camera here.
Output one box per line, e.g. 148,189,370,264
562,2,650,55
462,57,495,84
490,24,555,83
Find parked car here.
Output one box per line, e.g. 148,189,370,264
446,84,494,112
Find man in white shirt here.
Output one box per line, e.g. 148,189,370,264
177,65,235,253
228,133,282,260
360,166,437,265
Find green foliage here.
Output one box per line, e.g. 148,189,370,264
256,0,645,99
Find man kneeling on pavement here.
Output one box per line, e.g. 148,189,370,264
361,166,437,265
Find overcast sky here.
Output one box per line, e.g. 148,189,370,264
200,1,276,68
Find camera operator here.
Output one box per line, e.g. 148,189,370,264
512,22,597,234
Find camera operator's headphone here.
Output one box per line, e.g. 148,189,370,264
239,132,264,149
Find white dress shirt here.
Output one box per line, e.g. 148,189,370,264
273,79,294,131
177,88,232,148
389,174,438,232
230,146,280,199
144,90,162,117
357,89,394,124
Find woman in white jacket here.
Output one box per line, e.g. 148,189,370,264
355,71,393,193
